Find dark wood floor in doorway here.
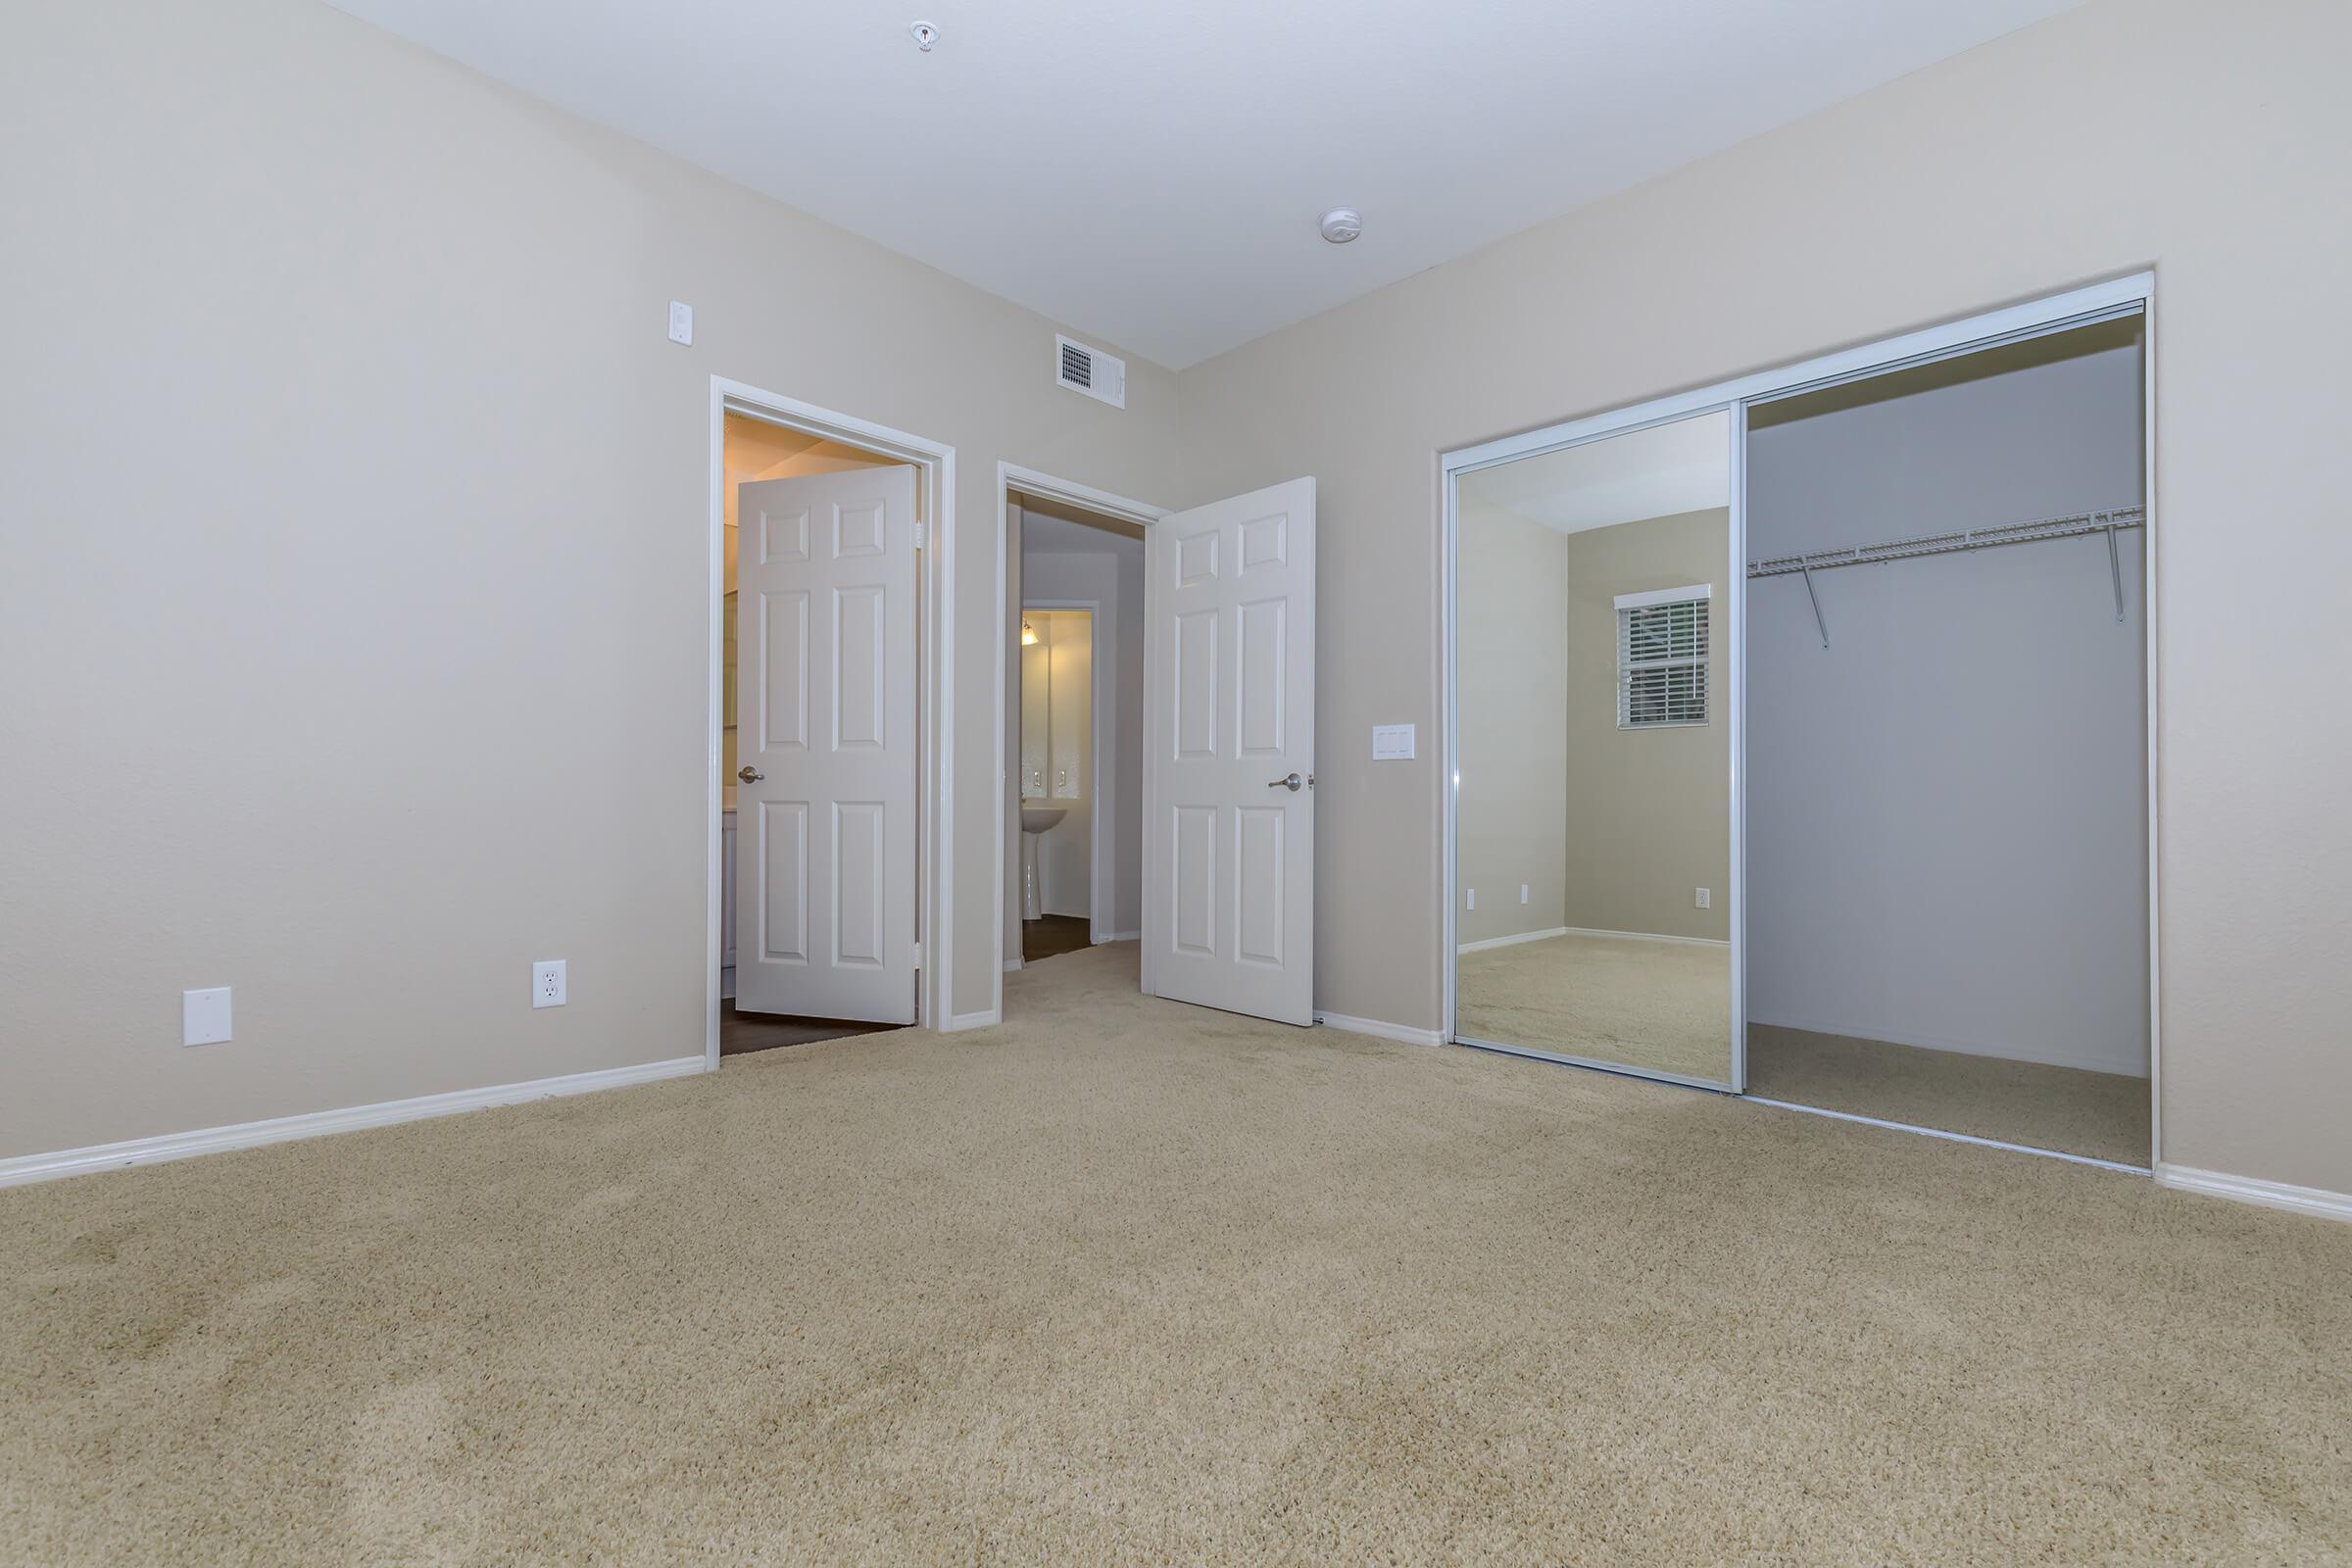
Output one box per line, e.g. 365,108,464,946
1022,915,1092,964
719,1004,901,1058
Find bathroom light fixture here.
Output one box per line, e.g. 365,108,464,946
1319,207,1363,244
1021,618,1038,646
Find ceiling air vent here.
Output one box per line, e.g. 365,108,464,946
1054,333,1125,409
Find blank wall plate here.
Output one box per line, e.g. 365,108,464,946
182,987,232,1047
1372,723,1415,760
667,301,693,346
533,959,567,1008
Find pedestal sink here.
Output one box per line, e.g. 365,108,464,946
1019,807,1066,921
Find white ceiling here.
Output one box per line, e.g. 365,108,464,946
328,0,2075,368
1462,412,1730,535
1017,492,1145,553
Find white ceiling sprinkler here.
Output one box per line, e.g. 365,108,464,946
909,21,939,51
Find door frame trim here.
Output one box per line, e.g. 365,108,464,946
1438,270,2160,1166
708,378,956,1066
993,464,1168,1025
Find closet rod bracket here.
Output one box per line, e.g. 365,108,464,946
1797,555,1830,648
2105,523,2125,623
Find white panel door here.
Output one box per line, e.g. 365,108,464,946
1144,477,1315,1025
734,466,918,1024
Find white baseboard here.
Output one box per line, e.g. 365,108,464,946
1557,926,1730,949
1315,1010,1446,1048
1748,1012,2146,1078
1004,957,1023,972
942,1008,1002,1032
1455,926,1568,955
0,1055,709,1190
1099,931,1141,943
1460,926,1729,953
2157,1163,2352,1224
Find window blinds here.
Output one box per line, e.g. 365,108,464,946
1618,597,1708,728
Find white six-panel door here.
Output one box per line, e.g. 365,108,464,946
1144,478,1316,1025
734,466,918,1024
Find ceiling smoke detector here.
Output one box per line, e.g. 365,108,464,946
1319,208,1363,244
908,20,939,51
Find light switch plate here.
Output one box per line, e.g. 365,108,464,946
1372,723,1415,760
667,301,694,346
183,987,232,1047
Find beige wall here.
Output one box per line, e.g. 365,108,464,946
1177,0,2352,1193
1561,512,1730,944
0,0,1182,1157
1453,499,1569,947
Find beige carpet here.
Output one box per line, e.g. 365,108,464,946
4,946,2348,1564
1748,1023,2152,1167
1455,931,1733,1082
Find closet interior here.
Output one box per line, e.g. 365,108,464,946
1741,316,2152,1165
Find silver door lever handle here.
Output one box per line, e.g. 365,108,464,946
1268,772,1301,792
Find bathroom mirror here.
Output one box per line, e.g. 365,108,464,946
1019,608,1091,802
1451,411,1735,1087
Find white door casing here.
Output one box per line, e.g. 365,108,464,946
1144,477,1316,1025
734,466,918,1023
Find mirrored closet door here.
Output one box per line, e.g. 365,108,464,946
1449,411,1739,1089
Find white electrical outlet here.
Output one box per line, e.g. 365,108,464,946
1465,887,1476,910
182,987,232,1047
1694,888,1712,909
532,959,567,1008
1520,884,1530,905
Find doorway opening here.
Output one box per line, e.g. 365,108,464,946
1004,482,1149,974
708,381,956,1064
1742,315,2150,1166
992,466,1321,1030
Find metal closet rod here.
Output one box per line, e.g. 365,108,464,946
1746,504,2145,648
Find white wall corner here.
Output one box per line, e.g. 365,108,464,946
2155,1163,2352,1225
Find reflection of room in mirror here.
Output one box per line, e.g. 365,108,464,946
1454,412,1734,1085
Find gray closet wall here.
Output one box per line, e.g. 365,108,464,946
1744,326,2149,1075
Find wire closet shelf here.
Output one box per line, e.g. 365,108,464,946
1748,503,2144,647
1746,504,2144,579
